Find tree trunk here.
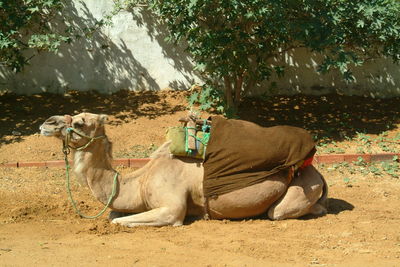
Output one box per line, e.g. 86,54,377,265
224,74,245,114
233,74,244,109
224,76,234,110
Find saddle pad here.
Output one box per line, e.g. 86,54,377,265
203,116,316,197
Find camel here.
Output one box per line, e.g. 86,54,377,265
40,112,328,227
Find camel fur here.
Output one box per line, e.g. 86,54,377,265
40,112,328,227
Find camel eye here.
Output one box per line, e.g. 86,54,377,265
73,121,84,128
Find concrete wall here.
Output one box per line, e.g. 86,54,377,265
0,0,201,94
1,0,399,97
262,48,400,98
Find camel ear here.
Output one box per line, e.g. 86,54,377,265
99,114,109,125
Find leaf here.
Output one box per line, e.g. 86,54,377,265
188,0,198,15
189,0,198,8
216,105,225,113
194,63,206,72
27,6,40,13
188,92,199,104
245,11,254,19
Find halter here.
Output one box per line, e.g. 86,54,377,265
62,114,118,219
62,115,106,154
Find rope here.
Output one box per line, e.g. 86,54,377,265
66,127,106,151
63,127,118,219
184,126,195,154
184,126,210,157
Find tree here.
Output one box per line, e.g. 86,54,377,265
0,0,119,74
0,0,74,72
120,0,400,113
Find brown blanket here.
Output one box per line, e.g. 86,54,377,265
203,116,316,197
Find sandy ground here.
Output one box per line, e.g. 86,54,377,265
0,91,399,266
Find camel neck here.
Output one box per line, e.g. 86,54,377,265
71,140,116,205
71,139,146,212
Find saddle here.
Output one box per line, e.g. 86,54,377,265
166,112,211,159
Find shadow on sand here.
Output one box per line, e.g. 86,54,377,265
1,92,399,145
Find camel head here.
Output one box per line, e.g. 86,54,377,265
40,113,108,147
40,115,66,138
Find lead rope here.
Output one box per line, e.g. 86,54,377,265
63,132,118,219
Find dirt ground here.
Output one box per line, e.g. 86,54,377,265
0,91,399,266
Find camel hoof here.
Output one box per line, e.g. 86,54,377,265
111,218,121,225
112,219,133,227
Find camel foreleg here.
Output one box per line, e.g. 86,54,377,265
111,207,186,227
109,211,132,221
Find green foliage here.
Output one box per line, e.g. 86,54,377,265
0,0,72,72
317,140,346,154
380,159,399,178
318,131,400,155
119,0,400,111
187,84,233,116
326,156,399,179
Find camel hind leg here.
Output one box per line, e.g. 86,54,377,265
267,165,327,220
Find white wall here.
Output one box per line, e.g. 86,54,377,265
0,0,201,94
262,48,400,98
1,0,399,97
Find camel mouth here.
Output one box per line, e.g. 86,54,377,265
40,129,55,137
39,125,56,137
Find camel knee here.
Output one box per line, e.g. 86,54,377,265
267,176,325,220
162,208,186,226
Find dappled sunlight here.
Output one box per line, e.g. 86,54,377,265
239,94,400,141
0,90,188,144
1,91,398,147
